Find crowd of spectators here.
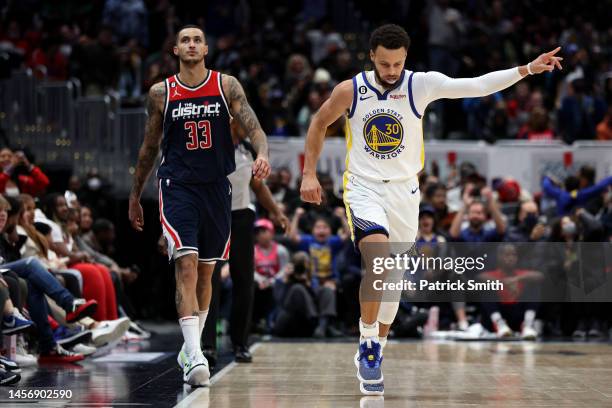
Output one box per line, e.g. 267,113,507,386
0,0,611,141
214,160,612,342
1,0,612,387
0,146,150,385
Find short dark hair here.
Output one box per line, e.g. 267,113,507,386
564,175,580,192
92,218,114,234
369,24,410,52
176,25,205,44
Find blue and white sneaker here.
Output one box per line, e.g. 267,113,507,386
2,312,34,335
355,337,384,396
354,345,384,395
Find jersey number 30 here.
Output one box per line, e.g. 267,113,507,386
184,120,212,150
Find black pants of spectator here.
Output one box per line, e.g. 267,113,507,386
203,208,255,350
253,286,275,326
53,272,81,298
2,271,27,310
109,271,136,318
481,302,539,332
274,284,336,337
337,273,361,329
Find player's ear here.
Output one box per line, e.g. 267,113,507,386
369,49,375,62
173,45,179,57
204,44,209,56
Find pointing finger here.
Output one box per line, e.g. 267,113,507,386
546,46,561,56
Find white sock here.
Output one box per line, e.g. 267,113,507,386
524,310,536,327
359,319,379,342
179,316,200,357
379,336,387,349
198,310,209,338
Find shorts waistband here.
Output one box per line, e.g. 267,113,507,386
346,171,417,184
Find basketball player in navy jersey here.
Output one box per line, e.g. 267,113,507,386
128,25,270,387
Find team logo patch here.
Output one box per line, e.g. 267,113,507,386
363,113,405,158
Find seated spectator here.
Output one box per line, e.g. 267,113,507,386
423,182,455,233
273,252,340,338
252,218,290,330
505,201,548,242
517,107,555,140
478,244,543,339
0,194,97,363
596,106,612,140
541,174,612,216
0,148,49,197
449,185,506,242
288,210,346,337
36,193,118,322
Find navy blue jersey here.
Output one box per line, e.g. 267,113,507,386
157,70,235,183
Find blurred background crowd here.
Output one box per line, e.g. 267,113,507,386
0,0,611,385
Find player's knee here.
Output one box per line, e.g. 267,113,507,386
175,254,198,284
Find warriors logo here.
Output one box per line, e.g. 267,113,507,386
363,113,404,158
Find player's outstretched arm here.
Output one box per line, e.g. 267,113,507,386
223,75,270,180
300,80,353,204
129,81,165,231
420,47,563,107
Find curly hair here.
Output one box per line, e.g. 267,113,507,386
369,24,411,52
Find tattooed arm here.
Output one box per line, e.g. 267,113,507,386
222,75,271,180
128,81,166,231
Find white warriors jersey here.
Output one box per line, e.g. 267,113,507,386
345,69,424,182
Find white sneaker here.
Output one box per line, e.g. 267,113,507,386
183,351,210,387
128,321,151,339
14,336,37,367
494,320,513,338
92,317,131,347
177,343,186,369
521,325,538,341
71,343,97,356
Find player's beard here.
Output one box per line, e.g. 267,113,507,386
179,54,205,67
374,67,399,89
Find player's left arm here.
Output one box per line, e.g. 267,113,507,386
419,47,563,107
222,75,270,180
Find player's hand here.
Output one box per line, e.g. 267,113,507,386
128,196,144,231
300,174,322,204
252,155,271,180
529,47,563,74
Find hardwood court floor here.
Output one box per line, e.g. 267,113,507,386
178,341,612,408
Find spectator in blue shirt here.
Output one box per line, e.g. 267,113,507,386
541,175,612,216
449,185,506,242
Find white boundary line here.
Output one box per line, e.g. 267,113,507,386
174,343,262,408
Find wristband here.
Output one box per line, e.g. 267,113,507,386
527,63,534,75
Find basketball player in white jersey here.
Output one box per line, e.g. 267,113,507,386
300,24,562,395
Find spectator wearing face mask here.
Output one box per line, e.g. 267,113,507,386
0,148,49,197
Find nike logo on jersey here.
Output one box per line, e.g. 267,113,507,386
360,95,373,101
411,187,418,194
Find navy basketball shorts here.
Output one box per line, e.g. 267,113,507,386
158,178,231,263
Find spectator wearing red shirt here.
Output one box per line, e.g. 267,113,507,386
517,107,555,141
0,148,50,197
478,244,543,340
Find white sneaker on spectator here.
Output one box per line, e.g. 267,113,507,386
494,320,513,338
14,335,37,367
128,321,151,339
521,325,538,341
91,317,130,347
71,343,97,357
